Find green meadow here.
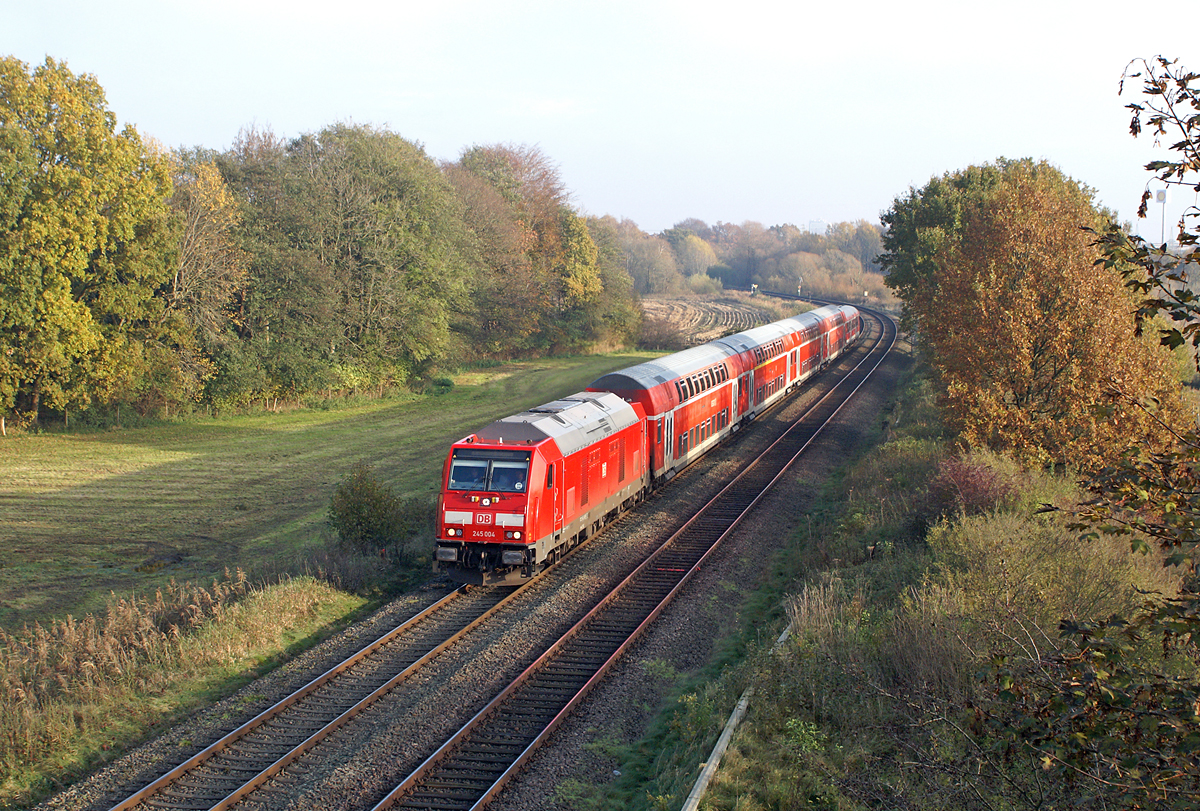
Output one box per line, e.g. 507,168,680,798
0,353,655,630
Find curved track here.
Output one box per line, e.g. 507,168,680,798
373,307,895,810
105,305,894,811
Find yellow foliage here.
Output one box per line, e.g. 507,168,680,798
909,163,1185,468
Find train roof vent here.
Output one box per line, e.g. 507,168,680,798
528,398,583,413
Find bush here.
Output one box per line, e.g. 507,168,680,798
328,464,415,562
638,315,689,350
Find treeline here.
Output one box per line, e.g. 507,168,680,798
0,55,879,429
612,216,888,302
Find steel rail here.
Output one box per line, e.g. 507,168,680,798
109,584,523,811
372,309,896,811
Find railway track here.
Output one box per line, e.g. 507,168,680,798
109,586,520,811
373,307,896,811
103,306,893,811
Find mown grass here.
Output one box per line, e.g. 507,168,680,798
0,353,656,628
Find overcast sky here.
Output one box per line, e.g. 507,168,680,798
5,0,1197,237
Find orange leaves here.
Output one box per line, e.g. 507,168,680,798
888,160,1184,469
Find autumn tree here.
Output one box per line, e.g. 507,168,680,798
881,159,1184,468
615,220,684,295
974,59,1200,809
442,162,538,354
0,56,174,425
583,215,640,349
168,156,248,343
454,143,606,353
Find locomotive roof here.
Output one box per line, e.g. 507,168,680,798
470,391,639,458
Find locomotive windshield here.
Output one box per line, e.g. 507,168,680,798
448,448,531,493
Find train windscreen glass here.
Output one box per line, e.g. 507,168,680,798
447,449,531,492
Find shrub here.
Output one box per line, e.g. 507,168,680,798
926,453,1018,517
328,464,412,562
638,315,689,350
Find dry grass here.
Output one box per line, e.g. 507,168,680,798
695,374,1187,811
0,570,363,807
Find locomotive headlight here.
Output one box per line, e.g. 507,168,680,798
481,497,492,506
504,530,524,540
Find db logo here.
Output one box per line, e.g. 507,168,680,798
476,513,493,525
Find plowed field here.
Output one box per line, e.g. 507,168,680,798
641,295,803,344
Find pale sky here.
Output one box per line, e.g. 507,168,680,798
5,0,1198,237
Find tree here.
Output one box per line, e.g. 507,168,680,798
670,232,718,277
966,59,1200,809
168,157,248,344
218,123,473,398
584,215,640,349
453,143,609,353
0,56,174,424
880,159,1183,468
442,162,541,355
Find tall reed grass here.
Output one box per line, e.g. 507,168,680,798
0,569,362,808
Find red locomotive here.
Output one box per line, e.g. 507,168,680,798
434,304,862,584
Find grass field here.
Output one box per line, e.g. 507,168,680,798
0,353,657,630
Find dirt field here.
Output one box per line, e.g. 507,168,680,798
640,293,806,345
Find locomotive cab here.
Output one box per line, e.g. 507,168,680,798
436,445,538,580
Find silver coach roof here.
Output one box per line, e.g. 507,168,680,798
713,305,839,354
588,304,853,396
591,342,738,391
472,391,640,458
